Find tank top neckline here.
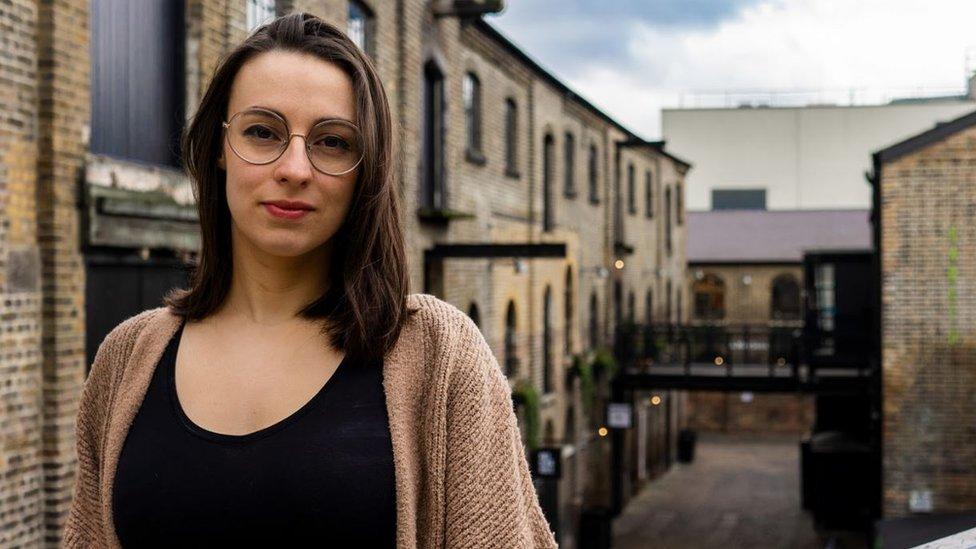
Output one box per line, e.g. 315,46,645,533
165,319,349,444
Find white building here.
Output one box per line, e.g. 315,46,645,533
662,80,976,212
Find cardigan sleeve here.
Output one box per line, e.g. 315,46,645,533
62,310,154,547
443,313,559,548
62,329,117,547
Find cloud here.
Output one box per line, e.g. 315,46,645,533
490,0,976,139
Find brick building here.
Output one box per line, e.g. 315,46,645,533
684,209,872,434
869,108,976,518
0,0,688,546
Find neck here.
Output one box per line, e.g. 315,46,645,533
221,230,332,327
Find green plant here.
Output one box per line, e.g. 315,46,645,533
570,353,596,413
591,346,618,379
511,381,541,450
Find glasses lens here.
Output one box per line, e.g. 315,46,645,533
226,110,288,164
307,121,363,175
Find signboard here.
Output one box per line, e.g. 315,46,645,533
531,447,562,479
606,402,633,429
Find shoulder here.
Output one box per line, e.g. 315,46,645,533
84,306,173,394
404,293,503,389
405,293,483,350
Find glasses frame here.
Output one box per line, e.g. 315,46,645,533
221,107,365,176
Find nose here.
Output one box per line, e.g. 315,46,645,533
273,134,313,186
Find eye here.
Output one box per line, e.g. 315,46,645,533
243,124,281,141
315,134,351,151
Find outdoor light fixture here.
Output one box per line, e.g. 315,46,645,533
513,258,526,273
714,356,724,366
650,395,662,406
598,427,609,437
597,266,610,278
695,269,704,280
614,259,625,269
742,274,752,285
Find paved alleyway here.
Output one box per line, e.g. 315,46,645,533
612,432,870,549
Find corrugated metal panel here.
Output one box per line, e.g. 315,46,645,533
91,0,185,167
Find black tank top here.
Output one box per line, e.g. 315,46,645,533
112,319,397,547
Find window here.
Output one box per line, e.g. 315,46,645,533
627,163,636,215
347,1,375,58
564,132,576,197
771,274,801,320
589,292,599,348
645,289,653,324
463,72,483,163
246,0,275,32
543,286,553,394
627,290,635,323
712,189,766,210
665,279,673,323
467,302,481,328
676,181,684,224
564,267,573,354
505,98,518,176
543,133,555,231
693,274,726,320
504,301,518,376
645,170,654,218
665,187,673,256
588,144,599,204
422,61,446,210
91,0,185,167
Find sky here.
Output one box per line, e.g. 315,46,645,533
487,0,976,140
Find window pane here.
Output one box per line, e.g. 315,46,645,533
712,189,766,210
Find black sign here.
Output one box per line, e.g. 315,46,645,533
531,447,562,479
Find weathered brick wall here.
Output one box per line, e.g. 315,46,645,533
687,264,803,324
0,1,43,545
685,391,815,435
33,0,91,544
880,122,976,517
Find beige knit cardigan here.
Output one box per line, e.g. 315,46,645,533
62,293,558,548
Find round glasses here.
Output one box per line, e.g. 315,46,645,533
222,108,364,176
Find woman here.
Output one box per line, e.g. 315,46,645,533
63,12,557,548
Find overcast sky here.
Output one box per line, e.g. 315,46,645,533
487,0,976,139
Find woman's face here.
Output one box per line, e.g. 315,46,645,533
220,49,360,260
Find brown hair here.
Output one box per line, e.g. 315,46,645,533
164,12,410,366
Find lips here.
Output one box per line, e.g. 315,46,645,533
261,200,314,211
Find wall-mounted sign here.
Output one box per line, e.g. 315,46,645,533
531,447,562,479
607,402,633,429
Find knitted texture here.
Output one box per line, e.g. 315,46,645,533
62,294,558,548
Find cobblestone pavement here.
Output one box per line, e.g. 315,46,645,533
612,432,870,549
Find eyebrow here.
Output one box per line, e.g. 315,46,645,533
249,105,355,126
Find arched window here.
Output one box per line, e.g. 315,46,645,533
589,292,599,349
504,301,517,376
543,286,553,394
505,98,518,176
564,267,573,354
627,163,636,214
564,405,576,444
543,134,554,231
422,61,445,210
771,274,801,320
627,290,635,323
588,144,599,204
564,132,576,197
693,274,726,320
645,289,653,324
347,1,375,58
666,279,673,323
463,72,483,160
467,302,480,328
664,186,673,256
645,170,654,218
